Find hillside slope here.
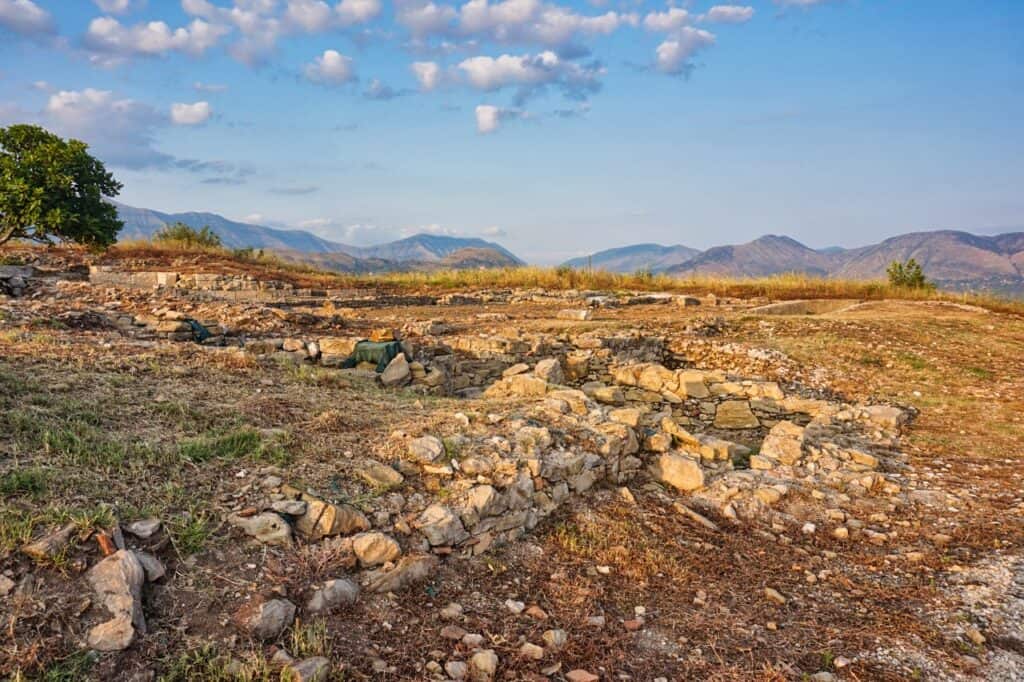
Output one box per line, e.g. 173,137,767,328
832,231,1023,281
664,235,840,277
563,243,700,273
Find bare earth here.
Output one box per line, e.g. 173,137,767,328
1,251,1022,681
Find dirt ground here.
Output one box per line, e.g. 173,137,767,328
1,257,1023,681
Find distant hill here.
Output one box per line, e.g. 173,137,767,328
567,230,1024,295
663,235,840,277
563,243,699,273
112,202,523,272
115,202,350,253
347,234,523,265
832,231,1022,282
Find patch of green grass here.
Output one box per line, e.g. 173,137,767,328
41,650,98,681
0,509,38,553
858,354,885,368
290,618,330,658
0,467,48,498
179,427,289,465
158,645,273,682
898,352,929,371
965,366,994,380
167,508,213,556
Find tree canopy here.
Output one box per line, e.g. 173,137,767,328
0,124,123,248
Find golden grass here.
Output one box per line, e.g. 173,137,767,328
8,241,1024,314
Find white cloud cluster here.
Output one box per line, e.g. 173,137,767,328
170,101,212,125
655,26,715,75
474,104,522,133
458,50,603,102
643,7,689,32
0,0,54,36
84,17,228,58
703,5,755,24
411,61,442,91
304,49,356,85
397,0,636,47
93,0,132,13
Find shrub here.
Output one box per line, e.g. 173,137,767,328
887,258,931,289
153,222,222,249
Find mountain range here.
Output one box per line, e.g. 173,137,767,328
114,202,523,272
113,202,1024,294
572,232,1024,295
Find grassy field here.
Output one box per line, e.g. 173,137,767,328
8,241,1023,314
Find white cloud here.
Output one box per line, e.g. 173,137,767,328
655,26,715,75
84,16,228,57
474,104,523,133
24,87,245,180
703,5,754,24
482,225,507,237
244,213,265,223
642,7,689,32
284,0,333,31
304,49,355,85
396,1,457,36
170,101,212,125
93,0,132,13
411,61,442,91
775,0,830,6
0,0,54,36
456,0,637,47
458,50,603,102
336,0,381,25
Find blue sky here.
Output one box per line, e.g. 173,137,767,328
1,0,1021,263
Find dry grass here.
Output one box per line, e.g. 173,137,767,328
9,241,1022,314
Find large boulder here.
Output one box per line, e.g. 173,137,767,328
380,354,411,387
650,453,705,492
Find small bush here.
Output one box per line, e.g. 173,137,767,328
0,467,48,497
887,258,931,289
153,222,222,249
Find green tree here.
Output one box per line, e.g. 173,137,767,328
153,222,223,248
0,124,123,248
887,258,931,289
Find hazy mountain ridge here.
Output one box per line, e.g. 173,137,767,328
562,243,700,273
113,203,521,272
566,231,1024,293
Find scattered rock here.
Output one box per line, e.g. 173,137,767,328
22,523,77,562
283,656,331,682
295,499,369,541
355,460,404,488
408,436,445,463
124,519,161,539
306,578,359,614
364,554,438,593
414,504,469,546
566,671,600,682
534,358,564,384
469,649,498,681
229,512,293,547
764,587,787,606
86,550,147,651
233,597,296,641
352,532,402,567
